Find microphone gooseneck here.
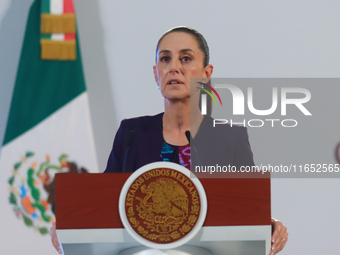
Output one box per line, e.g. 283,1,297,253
185,130,201,168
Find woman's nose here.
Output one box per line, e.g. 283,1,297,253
169,59,180,74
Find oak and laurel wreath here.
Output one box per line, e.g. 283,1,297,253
8,152,68,235
127,203,200,242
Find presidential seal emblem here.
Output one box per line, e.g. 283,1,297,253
119,162,207,249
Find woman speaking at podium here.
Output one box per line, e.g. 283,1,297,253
52,26,288,254
104,26,255,174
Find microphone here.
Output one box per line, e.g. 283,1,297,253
185,130,201,168
185,131,191,145
122,130,136,172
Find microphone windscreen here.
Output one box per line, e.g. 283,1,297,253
185,130,191,145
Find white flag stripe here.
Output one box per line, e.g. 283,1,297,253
0,92,99,174
50,0,63,15
51,33,65,41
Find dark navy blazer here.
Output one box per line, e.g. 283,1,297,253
104,113,255,173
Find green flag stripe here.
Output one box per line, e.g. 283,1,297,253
41,0,50,13
3,0,86,146
40,34,51,39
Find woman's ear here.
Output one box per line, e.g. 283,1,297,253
204,64,214,79
153,65,159,85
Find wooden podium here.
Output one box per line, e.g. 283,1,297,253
55,173,271,255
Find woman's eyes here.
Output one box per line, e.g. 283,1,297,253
160,56,170,62
159,56,191,63
181,56,191,62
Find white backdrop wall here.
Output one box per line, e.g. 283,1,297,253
0,0,340,254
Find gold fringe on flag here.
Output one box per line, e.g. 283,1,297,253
40,40,76,60
41,14,76,34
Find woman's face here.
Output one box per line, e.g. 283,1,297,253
153,32,213,101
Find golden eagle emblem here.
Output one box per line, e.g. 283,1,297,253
125,168,201,243
138,178,188,217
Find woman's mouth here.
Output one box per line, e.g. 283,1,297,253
167,79,183,85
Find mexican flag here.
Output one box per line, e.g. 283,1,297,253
0,0,98,254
